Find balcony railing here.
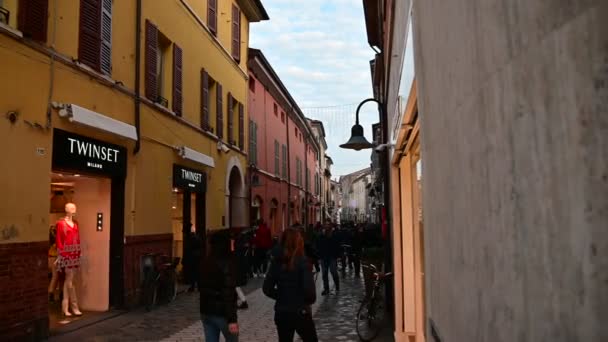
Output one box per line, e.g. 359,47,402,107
0,7,9,25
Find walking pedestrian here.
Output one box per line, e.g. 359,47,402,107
185,225,202,292
263,228,318,342
253,219,272,276
351,225,364,278
199,230,239,342
316,225,341,295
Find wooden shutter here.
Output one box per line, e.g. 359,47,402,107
216,83,223,139
78,0,101,71
207,0,217,35
100,0,112,75
275,141,279,175
231,4,240,62
18,0,49,42
172,44,183,116
227,93,234,144
145,20,158,101
238,102,244,150
200,69,210,130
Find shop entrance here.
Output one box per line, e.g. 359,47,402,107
172,164,206,289
49,129,127,334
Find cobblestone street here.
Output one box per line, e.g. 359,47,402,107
48,269,394,342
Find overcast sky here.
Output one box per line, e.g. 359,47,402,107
250,0,380,178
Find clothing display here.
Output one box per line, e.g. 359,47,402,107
55,219,81,269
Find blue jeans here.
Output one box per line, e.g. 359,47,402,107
201,314,238,342
321,259,339,291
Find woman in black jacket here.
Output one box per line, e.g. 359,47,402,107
200,230,239,342
263,228,318,342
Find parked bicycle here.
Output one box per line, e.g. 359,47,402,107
141,253,180,311
356,263,392,341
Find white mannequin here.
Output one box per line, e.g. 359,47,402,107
57,203,83,317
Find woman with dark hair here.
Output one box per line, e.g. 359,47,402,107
263,228,318,342
199,230,239,342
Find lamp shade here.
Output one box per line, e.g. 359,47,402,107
339,124,374,150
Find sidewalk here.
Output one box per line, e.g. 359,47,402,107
49,269,394,341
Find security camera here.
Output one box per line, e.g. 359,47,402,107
217,141,230,153
374,143,394,152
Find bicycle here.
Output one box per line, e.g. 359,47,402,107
142,253,180,311
356,263,393,341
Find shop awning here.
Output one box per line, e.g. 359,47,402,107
60,104,138,141
179,146,215,168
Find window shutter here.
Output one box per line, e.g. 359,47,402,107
216,83,223,139
100,0,112,75
231,4,240,62
18,0,49,42
275,141,279,175
208,0,217,35
145,20,158,101
172,44,183,116
252,122,257,164
78,0,101,71
238,103,244,150
227,92,234,144
200,69,210,130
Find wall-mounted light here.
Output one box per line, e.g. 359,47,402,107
96,212,103,231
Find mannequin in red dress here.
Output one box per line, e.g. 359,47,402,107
56,203,82,317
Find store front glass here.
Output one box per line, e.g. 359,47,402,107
48,129,126,333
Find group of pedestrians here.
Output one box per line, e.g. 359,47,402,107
196,221,367,342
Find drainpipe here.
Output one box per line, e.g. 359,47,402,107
304,131,308,227
133,0,142,154
286,107,292,227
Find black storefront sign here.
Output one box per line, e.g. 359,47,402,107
173,164,206,193
52,128,127,178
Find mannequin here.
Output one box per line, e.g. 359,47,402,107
56,203,83,317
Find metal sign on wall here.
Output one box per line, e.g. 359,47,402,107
52,128,127,178
173,164,206,193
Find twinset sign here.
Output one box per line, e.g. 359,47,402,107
52,129,127,178
173,164,206,193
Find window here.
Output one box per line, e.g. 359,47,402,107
231,4,240,62
274,103,278,116
15,0,48,41
249,77,255,92
281,144,287,179
79,0,112,74
296,158,302,186
207,0,217,36
145,20,180,112
249,120,257,165
216,82,224,139
294,127,298,137
201,71,219,133
238,102,244,150
281,111,285,123
274,140,280,176
227,93,236,145
306,167,310,191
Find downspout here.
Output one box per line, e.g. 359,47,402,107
304,131,308,227
133,0,142,154
286,107,292,227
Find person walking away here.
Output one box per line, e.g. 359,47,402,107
351,225,364,278
199,230,239,342
186,226,202,292
316,225,341,295
253,219,272,276
263,228,318,342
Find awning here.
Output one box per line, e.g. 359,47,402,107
60,104,138,140
178,146,215,168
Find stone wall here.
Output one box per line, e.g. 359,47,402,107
413,1,607,341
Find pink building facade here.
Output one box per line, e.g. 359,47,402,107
247,49,320,237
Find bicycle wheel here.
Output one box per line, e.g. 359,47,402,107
356,296,383,341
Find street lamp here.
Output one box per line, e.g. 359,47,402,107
339,98,380,150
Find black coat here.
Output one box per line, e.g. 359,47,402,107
199,256,238,323
316,233,342,260
263,249,316,314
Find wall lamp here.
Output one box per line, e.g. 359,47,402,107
339,98,381,151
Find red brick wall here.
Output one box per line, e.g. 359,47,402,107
123,234,173,307
0,241,49,341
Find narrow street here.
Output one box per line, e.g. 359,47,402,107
49,269,393,342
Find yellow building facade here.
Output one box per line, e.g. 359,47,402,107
0,0,267,339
